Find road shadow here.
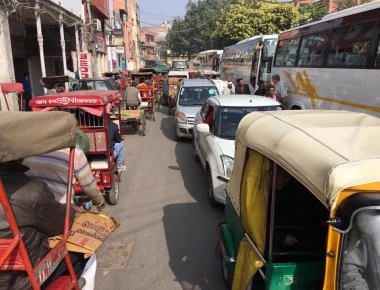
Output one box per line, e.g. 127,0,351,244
163,202,225,290
160,114,226,288
160,115,177,142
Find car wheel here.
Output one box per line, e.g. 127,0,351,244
207,167,218,207
192,135,200,162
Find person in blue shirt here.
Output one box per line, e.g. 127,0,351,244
21,72,32,111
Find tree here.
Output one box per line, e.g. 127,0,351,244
212,2,299,48
298,1,328,25
166,0,231,56
335,0,372,11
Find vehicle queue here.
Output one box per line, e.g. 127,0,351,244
1,1,380,289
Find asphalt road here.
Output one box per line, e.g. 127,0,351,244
95,108,226,290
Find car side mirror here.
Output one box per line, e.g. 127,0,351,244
197,123,210,133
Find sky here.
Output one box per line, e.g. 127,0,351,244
139,0,188,27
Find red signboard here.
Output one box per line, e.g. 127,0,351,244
79,52,93,79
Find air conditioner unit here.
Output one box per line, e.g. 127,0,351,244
92,19,102,31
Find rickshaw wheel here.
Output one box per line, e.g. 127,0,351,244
107,176,119,205
207,168,218,206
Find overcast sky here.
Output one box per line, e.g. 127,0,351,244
139,0,188,26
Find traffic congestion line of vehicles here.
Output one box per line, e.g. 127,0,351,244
218,1,380,116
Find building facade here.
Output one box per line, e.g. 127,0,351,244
0,0,83,110
140,22,170,68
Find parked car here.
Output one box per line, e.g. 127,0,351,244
193,94,281,205
175,79,219,139
79,77,120,91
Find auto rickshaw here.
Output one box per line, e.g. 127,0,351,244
163,70,189,114
41,75,79,94
217,110,380,290
0,82,24,111
0,111,80,289
30,90,122,205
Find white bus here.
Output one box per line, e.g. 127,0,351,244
189,50,223,71
272,1,380,115
220,35,278,93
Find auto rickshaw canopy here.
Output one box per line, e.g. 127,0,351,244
228,110,380,211
30,90,122,116
0,111,76,162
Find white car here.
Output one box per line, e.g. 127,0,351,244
175,79,219,139
193,94,281,205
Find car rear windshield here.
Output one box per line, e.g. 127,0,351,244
79,80,109,90
178,86,219,106
218,106,281,140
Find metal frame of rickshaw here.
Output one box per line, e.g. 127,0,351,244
0,111,79,289
0,83,24,111
138,86,157,121
217,110,380,290
29,90,123,205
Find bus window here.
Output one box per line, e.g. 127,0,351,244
274,37,300,67
298,32,329,67
327,23,375,67
375,37,380,67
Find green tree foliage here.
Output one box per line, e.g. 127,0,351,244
166,0,299,56
166,0,231,56
212,2,299,48
298,1,328,25
335,0,372,11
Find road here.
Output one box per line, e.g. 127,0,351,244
95,108,226,290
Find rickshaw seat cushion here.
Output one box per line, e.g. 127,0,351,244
45,275,73,290
89,160,109,170
0,243,24,268
140,102,149,108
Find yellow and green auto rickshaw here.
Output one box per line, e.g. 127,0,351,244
218,110,380,290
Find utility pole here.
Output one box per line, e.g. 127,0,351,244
86,0,97,77
124,0,128,70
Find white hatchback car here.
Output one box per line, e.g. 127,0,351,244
193,94,281,205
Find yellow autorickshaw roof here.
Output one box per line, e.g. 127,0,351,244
228,110,380,211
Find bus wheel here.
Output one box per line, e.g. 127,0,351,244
291,106,301,110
